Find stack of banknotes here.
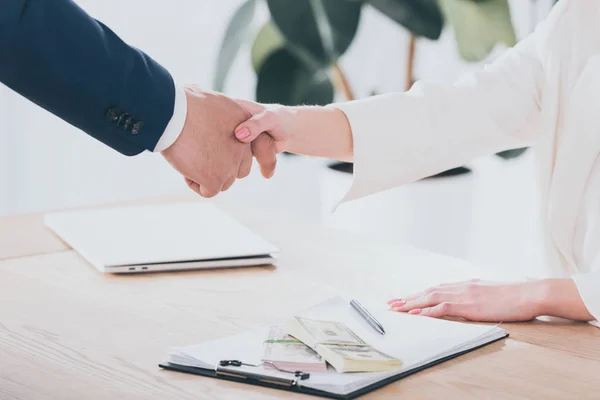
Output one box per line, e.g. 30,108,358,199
285,317,402,373
262,325,328,372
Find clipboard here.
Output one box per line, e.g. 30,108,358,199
159,333,507,399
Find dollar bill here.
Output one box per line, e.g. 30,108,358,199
295,317,365,346
324,344,397,363
262,325,326,371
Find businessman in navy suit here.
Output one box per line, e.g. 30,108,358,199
0,0,276,197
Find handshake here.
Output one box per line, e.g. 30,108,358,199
161,86,290,198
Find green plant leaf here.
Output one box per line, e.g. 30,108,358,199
327,162,472,178
328,161,354,174
256,48,334,106
251,22,286,73
439,0,517,62
266,0,362,66
213,0,256,92
367,0,443,40
424,166,472,179
496,147,528,160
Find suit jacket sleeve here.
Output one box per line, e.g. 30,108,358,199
330,0,570,206
0,0,176,156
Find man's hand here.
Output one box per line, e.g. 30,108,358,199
161,87,254,198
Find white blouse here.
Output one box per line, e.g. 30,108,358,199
333,0,600,326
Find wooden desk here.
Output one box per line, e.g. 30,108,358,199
1,197,599,400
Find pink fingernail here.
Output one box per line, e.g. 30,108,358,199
390,301,405,307
236,128,250,140
387,298,402,304
409,309,422,315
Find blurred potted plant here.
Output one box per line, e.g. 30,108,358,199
213,0,527,177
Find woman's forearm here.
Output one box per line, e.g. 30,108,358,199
283,106,354,162
535,279,594,321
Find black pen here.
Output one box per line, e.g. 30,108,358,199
350,299,386,335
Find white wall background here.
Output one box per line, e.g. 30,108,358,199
0,0,554,277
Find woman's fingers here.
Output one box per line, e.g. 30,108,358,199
387,279,481,305
438,278,480,287
388,293,422,305
235,111,273,143
235,109,288,144
252,134,277,179
388,289,434,304
388,287,454,305
390,291,459,312
414,302,470,319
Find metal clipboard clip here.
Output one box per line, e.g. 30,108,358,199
216,360,311,387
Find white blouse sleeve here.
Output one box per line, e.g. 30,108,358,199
331,1,570,205
573,271,600,327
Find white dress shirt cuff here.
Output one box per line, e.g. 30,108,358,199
572,272,600,328
153,83,187,152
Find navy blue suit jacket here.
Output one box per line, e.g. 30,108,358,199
0,0,175,156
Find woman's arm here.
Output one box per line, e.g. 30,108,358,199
284,107,353,161
234,103,354,161
387,278,595,322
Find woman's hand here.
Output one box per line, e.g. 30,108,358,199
226,100,279,179
234,99,354,165
234,100,294,155
388,278,594,322
233,100,297,179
